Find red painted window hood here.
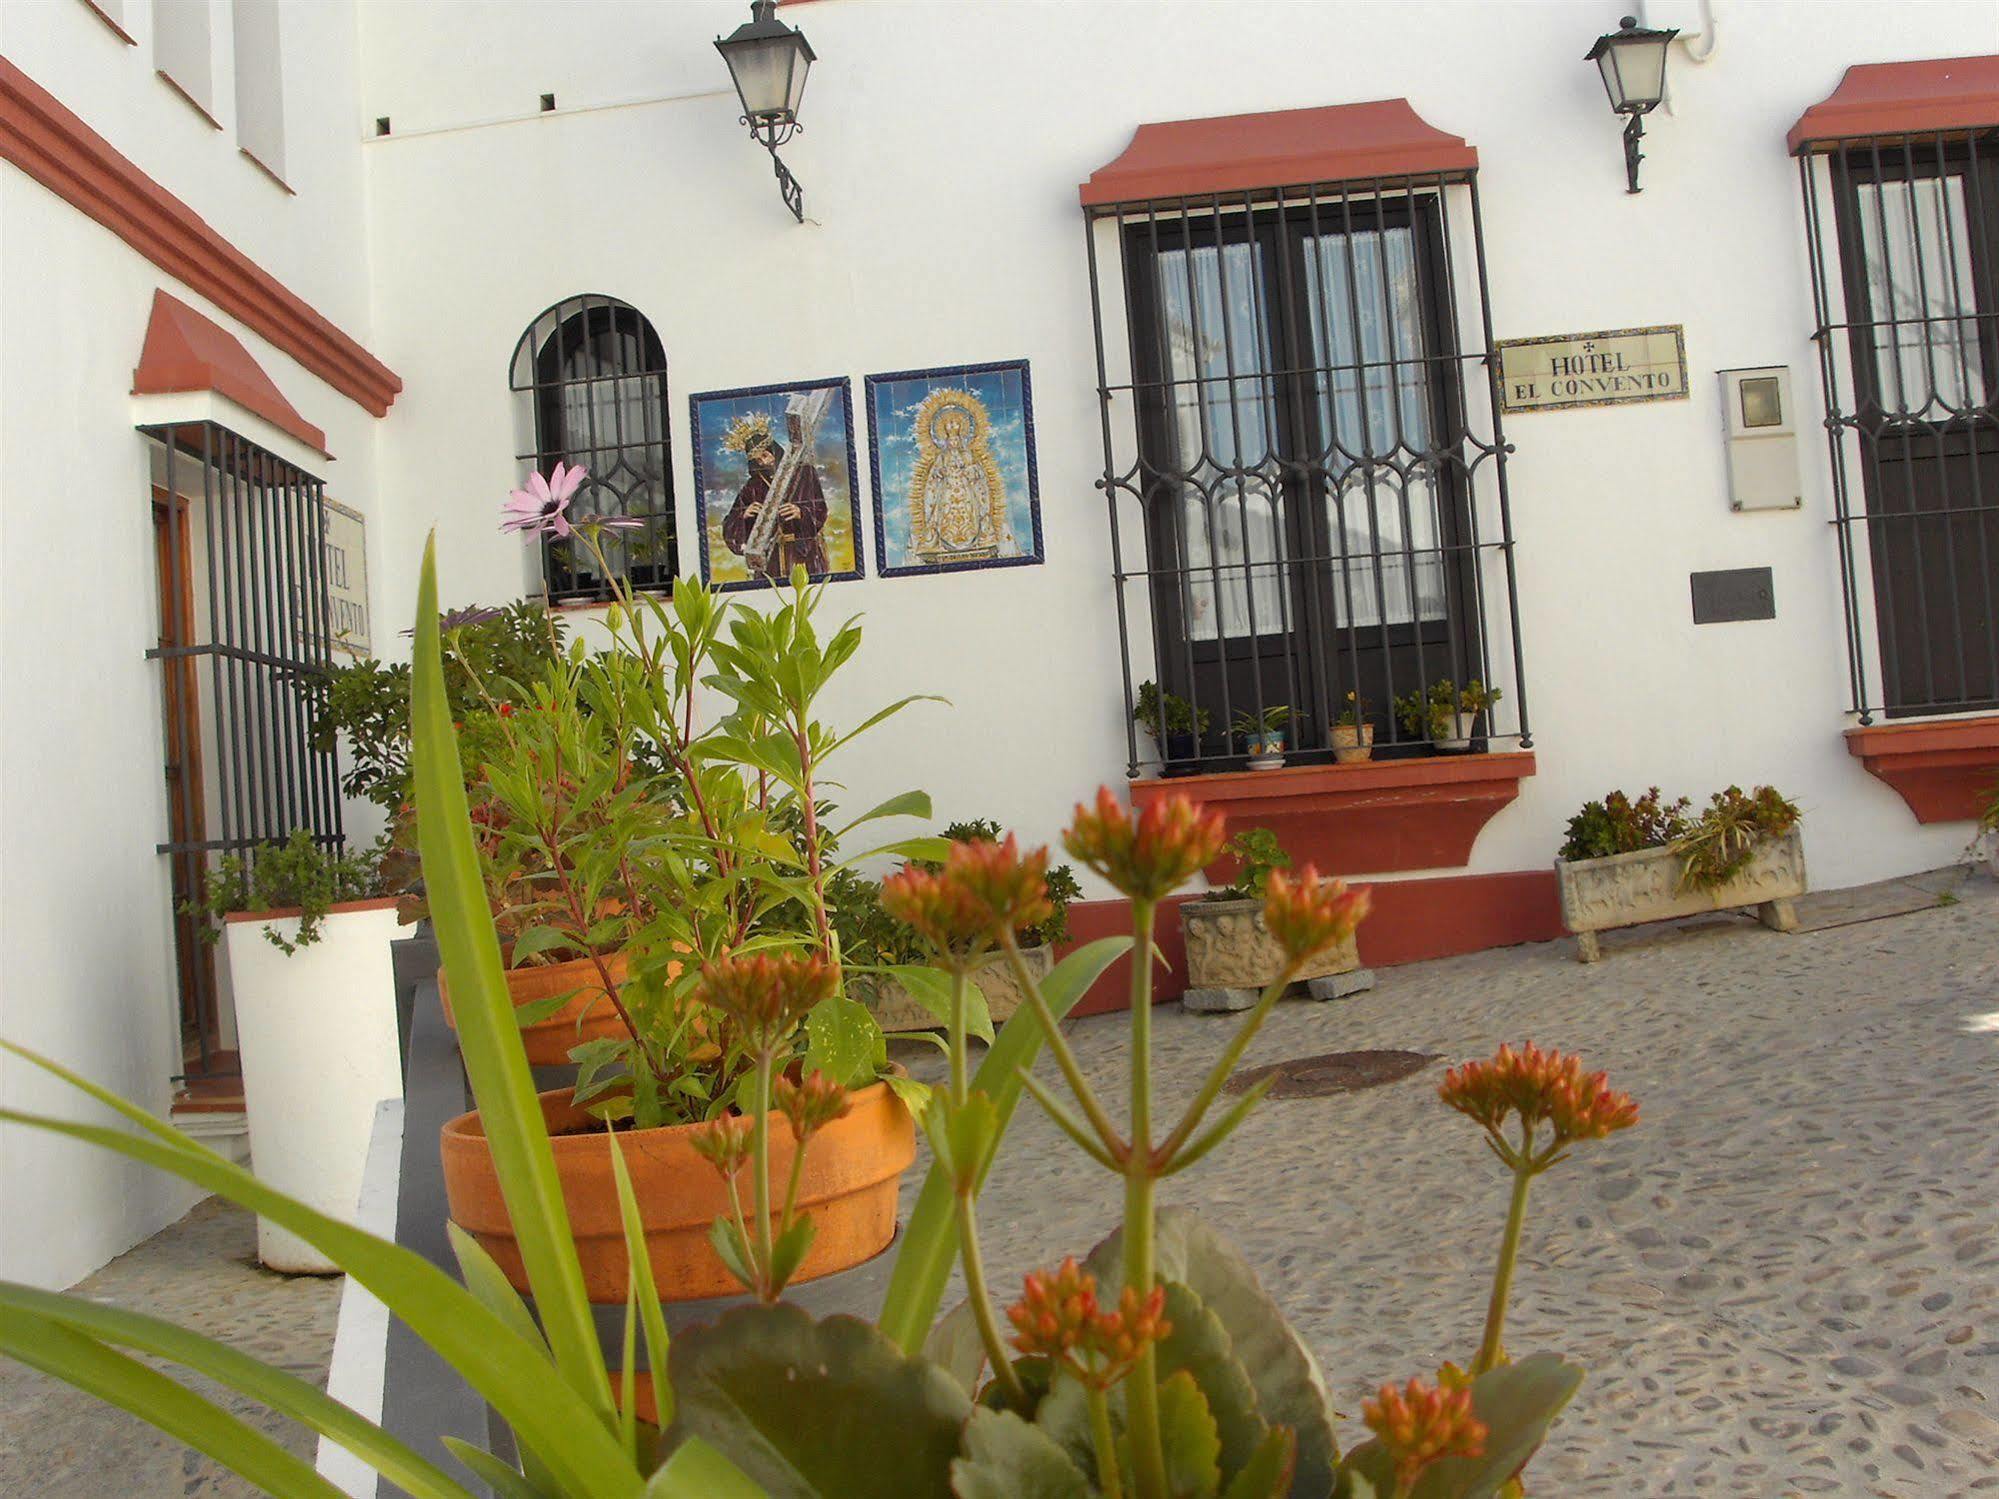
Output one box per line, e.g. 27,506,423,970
1789,55,1999,152
1080,98,1478,208
132,289,329,456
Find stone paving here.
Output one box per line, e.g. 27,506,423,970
1,869,1994,1497
940,869,1999,1497
0,1194,341,1498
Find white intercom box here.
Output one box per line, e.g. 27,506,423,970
1718,366,1802,511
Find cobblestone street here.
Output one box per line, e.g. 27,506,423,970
2,872,1994,1496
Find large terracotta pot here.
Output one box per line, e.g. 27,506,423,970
438,950,631,1065
440,1079,916,1303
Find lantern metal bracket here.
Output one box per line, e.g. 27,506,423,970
1622,113,1646,194
766,141,804,222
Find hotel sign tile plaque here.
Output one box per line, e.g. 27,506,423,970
1495,325,1688,413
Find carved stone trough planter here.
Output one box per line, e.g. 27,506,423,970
863,942,1054,1032
1556,827,1806,963
1179,895,1372,1013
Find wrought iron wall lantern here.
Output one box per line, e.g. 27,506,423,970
715,0,816,222
1586,15,1677,193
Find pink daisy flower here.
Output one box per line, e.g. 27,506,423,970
500,462,587,539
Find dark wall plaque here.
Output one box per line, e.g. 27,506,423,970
1690,567,1776,624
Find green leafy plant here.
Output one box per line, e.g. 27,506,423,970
311,600,564,812
0,538,754,1498
1206,826,1290,903
1673,785,1799,892
1334,692,1368,729
1134,680,1211,741
1231,704,1291,738
183,828,389,955
1558,788,1693,862
1455,680,1502,717
1392,681,1457,741
0,533,1639,1499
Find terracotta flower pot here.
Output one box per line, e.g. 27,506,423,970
439,1079,916,1303
438,950,632,1065
1332,723,1375,764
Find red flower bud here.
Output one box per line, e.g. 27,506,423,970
1261,865,1370,964
1063,787,1225,901
695,952,837,1048
774,1070,852,1141
1439,1041,1638,1160
1362,1377,1487,1493
689,1114,754,1181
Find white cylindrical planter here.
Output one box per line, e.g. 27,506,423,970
222,899,404,1273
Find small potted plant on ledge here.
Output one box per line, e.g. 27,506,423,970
845,819,1082,1034
1179,827,1372,1012
1133,678,1209,771
1333,690,1375,763
190,828,401,1273
1396,678,1501,752
1455,678,1503,745
1232,703,1291,769
1556,784,1806,962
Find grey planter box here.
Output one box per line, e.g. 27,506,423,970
864,942,1054,1032
1179,895,1367,1012
1556,827,1806,963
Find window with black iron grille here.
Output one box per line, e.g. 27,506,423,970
144,421,344,1080
1799,129,1999,720
1085,172,1529,774
510,295,676,604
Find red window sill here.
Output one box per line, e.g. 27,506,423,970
1845,715,1999,824
1129,750,1537,878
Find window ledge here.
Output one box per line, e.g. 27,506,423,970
1845,715,1999,824
1130,750,1536,878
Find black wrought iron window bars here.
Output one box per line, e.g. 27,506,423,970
1084,168,1530,776
1799,128,1999,722
510,294,677,605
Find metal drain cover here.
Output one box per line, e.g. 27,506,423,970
1224,1049,1439,1099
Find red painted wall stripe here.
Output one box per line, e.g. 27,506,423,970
0,56,401,417
1060,870,1564,1017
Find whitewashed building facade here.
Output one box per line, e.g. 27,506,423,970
3,0,1997,1288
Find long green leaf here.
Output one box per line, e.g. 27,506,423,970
0,1309,349,1499
876,936,1131,1353
0,1281,476,1499
833,789,933,836
447,1226,561,1496
645,1435,768,1497
411,535,615,1422
609,1132,675,1430
0,1098,639,1499
443,1437,549,1499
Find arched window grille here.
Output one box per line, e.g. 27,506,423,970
509,295,676,602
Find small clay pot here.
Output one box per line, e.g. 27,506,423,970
438,950,631,1065
439,1079,915,1303
1331,723,1375,764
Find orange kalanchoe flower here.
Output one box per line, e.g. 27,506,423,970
774,1070,852,1141
1063,787,1226,901
689,1114,755,1181
1005,1258,1171,1391
945,835,1054,940
1439,1041,1639,1160
880,865,988,951
1261,864,1371,964
695,952,838,1046
1362,1376,1488,1494
884,836,1053,951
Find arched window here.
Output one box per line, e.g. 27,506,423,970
509,295,675,602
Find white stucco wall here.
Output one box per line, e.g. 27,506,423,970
357,0,1996,896
0,0,385,1289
